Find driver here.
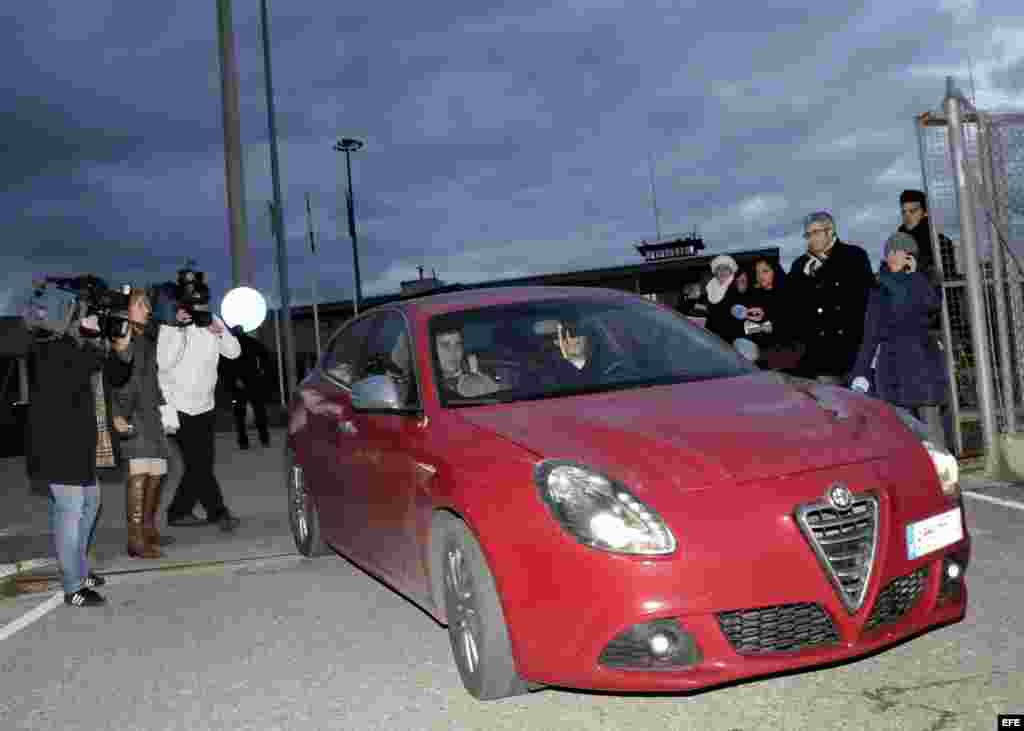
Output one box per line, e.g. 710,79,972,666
555,321,590,370
434,328,501,398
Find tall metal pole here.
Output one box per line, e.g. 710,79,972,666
335,138,364,315
945,77,1001,474
915,115,963,454
259,0,297,398
976,115,1017,434
215,0,252,288
305,192,323,359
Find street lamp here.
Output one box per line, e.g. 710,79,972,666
334,137,364,315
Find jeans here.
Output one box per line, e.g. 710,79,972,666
48,483,101,594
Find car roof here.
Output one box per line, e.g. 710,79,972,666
397,286,638,317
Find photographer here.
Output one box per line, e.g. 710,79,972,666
24,302,134,608
157,270,241,531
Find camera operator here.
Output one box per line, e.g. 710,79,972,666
24,302,134,608
157,273,242,531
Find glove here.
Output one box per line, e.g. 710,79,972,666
850,376,870,393
160,404,180,434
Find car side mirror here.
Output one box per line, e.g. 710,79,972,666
351,374,403,411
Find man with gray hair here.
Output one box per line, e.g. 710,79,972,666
786,211,875,384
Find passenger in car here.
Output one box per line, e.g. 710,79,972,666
434,328,502,398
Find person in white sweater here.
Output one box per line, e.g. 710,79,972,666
157,304,241,531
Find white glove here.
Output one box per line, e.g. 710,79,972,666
160,404,180,434
851,376,870,393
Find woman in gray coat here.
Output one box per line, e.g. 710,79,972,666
112,289,173,558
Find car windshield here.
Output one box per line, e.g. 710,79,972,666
429,296,755,407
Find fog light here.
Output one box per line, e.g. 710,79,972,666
649,633,673,656
946,561,962,580
599,619,702,670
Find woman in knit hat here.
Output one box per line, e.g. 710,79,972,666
702,255,745,344
850,231,949,446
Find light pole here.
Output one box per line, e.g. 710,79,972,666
215,0,252,289
258,0,297,397
334,137,364,315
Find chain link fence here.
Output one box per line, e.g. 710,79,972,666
917,110,1024,456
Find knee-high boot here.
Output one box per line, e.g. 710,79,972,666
127,474,159,558
143,475,171,553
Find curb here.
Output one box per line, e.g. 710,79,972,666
1,552,300,597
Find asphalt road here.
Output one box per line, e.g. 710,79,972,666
1,440,1022,730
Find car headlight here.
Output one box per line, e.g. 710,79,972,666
534,460,676,555
892,406,960,498
924,441,960,498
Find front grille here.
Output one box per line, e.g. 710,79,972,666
717,602,840,654
865,567,929,631
796,495,879,613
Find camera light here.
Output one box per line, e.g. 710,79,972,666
221,286,268,333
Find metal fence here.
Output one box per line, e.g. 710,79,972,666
916,96,1024,459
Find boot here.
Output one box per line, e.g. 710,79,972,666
126,474,160,558
143,475,173,552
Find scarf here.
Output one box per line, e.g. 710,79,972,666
706,273,735,304
93,370,115,468
878,268,914,309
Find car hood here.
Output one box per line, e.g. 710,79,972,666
456,372,905,489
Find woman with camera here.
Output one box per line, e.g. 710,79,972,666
111,288,174,558
850,231,949,446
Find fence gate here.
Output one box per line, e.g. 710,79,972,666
916,106,1024,458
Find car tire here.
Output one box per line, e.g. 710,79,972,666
287,449,328,557
434,513,529,700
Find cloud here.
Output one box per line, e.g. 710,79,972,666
2,0,1023,319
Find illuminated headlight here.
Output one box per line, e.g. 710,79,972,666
924,441,960,498
892,407,960,499
534,460,676,555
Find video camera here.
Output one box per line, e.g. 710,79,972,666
173,266,212,328
29,274,133,340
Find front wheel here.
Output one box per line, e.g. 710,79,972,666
434,513,529,700
287,449,327,557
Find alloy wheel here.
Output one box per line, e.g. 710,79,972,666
289,463,309,546
445,544,481,677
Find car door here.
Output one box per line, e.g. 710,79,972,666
346,310,431,593
302,315,373,551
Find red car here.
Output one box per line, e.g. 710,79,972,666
285,286,969,700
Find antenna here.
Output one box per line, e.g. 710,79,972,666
967,51,978,106
647,152,663,240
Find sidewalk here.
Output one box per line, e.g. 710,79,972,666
0,425,295,596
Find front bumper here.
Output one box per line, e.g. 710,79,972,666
496,459,971,693
518,542,969,692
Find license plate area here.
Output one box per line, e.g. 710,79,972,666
906,507,963,560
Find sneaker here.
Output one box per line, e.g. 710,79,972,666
82,572,106,589
215,510,241,533
65,587,106,607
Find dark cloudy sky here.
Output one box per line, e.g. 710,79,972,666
3,0,1022,316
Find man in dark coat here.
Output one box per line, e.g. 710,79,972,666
25,312,133,607
898,189,956,284
786,211,876,383
225,325,271,449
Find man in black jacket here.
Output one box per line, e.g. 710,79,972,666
225,325,271,449
25,311,133,607
899,189,956,283
786,211,876,384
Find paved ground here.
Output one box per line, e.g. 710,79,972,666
1,428,1022,730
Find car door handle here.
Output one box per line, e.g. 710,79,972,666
336,420,358,435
